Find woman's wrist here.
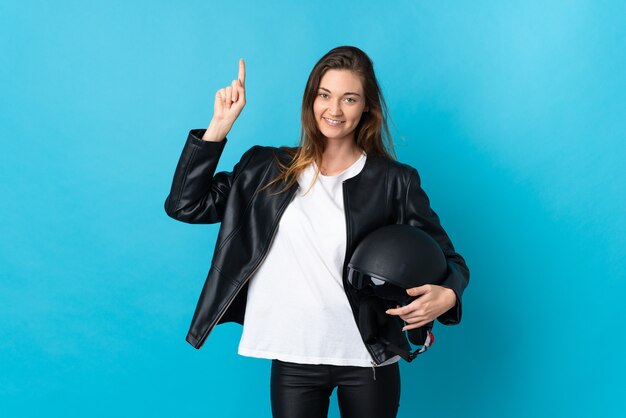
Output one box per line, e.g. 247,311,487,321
202,119,231,142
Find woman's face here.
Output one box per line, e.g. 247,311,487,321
313,69,369,144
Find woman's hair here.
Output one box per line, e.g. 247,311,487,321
260,45,398,196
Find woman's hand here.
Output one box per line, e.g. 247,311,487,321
203,58,247,141
385,284,457,331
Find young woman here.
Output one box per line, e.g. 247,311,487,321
164,46,470,418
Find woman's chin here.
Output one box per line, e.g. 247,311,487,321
317,127,355,141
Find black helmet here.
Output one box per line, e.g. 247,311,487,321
347,224,447,361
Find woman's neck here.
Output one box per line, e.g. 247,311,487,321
320,141,364,176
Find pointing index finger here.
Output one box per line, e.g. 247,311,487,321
238,58,245,87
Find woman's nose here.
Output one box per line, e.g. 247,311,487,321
329,100,343,116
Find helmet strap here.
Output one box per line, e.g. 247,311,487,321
379,329,434,362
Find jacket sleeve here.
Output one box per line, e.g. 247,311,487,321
404,167,470,325
164,128,257,224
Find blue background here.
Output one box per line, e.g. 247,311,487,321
1,1,624,417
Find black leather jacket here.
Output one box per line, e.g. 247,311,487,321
164,129,470,365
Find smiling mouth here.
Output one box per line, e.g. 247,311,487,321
323,117,345,126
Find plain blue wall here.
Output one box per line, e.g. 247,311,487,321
1,1,624,417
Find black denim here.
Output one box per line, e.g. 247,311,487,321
270,359,401,418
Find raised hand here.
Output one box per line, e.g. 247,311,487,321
203,58,246,141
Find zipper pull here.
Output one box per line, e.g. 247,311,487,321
370,360,378,381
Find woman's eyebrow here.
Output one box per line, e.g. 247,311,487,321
318,87,362,97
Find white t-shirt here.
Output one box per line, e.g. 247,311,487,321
237,151,400,367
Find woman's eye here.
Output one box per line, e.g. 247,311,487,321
345,98,356,103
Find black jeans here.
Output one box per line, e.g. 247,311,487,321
270,359,401,418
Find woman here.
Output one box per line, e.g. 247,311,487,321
164,46,470,418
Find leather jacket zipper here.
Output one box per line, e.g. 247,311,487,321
370,360,378,381
342,181,383,366
202,186,299,344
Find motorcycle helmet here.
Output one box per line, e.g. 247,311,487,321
347,224,448,361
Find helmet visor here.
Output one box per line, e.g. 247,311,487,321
347,268,410,302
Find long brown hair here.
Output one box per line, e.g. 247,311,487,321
260,45,398,196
